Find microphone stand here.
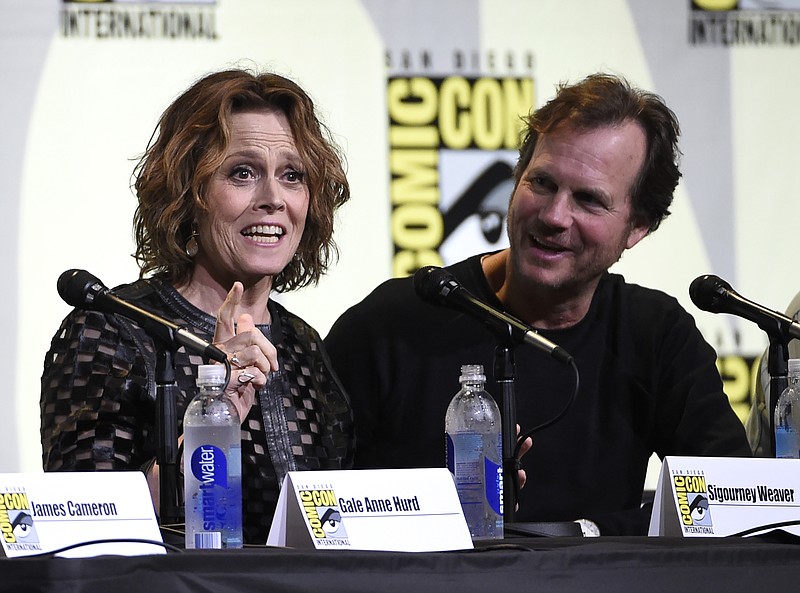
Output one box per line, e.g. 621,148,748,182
492,340,518,523
767,338,790,457
491,335,583,538
155,348,183,526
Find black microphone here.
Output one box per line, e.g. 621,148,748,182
413,265,573,364
57,269,227,363
689,274,800,341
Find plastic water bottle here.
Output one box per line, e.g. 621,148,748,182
445,364,503,540
775,358,800,459
183,364,243,548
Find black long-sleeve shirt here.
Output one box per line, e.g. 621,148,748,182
325,254,751,535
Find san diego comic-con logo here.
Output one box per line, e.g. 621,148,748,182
60,0,218,40
690,0,800,46
672,474,714,534
386,75,533,278
0,490,41,551
299,489,349,545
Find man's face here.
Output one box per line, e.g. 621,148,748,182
507,121,650,296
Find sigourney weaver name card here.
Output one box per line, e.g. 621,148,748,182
0,471,163,558
267,468,472,551
649,456,800,538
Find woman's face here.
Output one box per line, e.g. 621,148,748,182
194,109,309,287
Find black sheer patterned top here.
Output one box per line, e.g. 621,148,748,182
40,276,354,544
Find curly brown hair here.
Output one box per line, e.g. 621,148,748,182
132,68,350,292
515,73,681,234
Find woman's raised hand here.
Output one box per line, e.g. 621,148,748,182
212,282,279,422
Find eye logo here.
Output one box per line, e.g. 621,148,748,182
673,474,714,532
0,492,40,547
320,508,344,536
689,494,712,526
299,489,349,541
11,512,35,540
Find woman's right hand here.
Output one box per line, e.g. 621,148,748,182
212,282,279,422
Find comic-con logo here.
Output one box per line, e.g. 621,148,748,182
0,491,40,548
690,0,800,46
299,489,348,541
673,474,713,531
61,0,218,40
386,75,533,278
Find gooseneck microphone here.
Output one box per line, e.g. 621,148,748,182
689,274,800,341
413,265,573,364
57,268,227,362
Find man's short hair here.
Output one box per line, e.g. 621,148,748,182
514,73,682,233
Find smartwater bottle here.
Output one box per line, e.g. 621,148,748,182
775,358,800,459
445,364,503,539
183,364,243,548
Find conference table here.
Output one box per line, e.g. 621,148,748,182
4,529,800,592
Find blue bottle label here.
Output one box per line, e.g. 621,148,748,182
190,444,228,487
484,456,503,516
775,427,800,459
190,444,229,533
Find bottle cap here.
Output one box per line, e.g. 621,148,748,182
789,359,800,375
459,364,485,383
197,364,227,386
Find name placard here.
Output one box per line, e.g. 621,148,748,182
267,468,473,551
0,472,164,558
649,456,800,537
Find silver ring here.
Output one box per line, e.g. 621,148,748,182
237,372,255,384
231,353,244,369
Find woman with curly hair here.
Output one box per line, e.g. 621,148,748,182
40,68,354,545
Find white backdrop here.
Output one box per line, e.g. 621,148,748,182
3,0,799,474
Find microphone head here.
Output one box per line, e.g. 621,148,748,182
57,269,107,308
413,266,459,305
689,274,733,313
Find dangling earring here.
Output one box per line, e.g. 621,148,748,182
185,227,199,258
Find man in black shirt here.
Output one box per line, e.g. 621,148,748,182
326,73,751,535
